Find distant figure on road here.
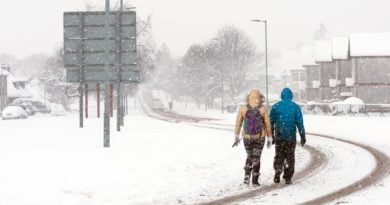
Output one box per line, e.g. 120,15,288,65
168,100,173,111
234,89,273,186
270,88,306,185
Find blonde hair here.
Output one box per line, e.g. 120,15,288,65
246,89,265,105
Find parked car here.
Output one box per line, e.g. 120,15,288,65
2,105,28,120
152,99,164,110
11,101,37,115
12,98,50,114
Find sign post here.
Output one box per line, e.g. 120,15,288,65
64,4,139,147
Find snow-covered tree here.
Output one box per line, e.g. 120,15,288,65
40,48,71,110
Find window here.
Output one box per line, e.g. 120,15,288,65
300,72,306,81
292,73,299,81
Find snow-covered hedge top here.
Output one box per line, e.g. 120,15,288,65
343,97,364,105
315,40,333,62
332,37,349,60
350,33,390,57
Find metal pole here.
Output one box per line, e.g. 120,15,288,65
320,64,323,101
120,1,125,125
335,60,340,99
352,58,357,97
220,40,224,114
79,13,85,128
104,0,111,147
110,84,114,117
221,69,224,114
121,87,125,126
85,83,88,118
251,19,269,108
117,7,122,131
264,20,269,109
97,83,100,118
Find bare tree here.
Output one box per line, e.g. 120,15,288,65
136,15,157,83
214,26,259,103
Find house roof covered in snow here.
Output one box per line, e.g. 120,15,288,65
332,37,349,60
281,50,304,71
315,40,333,62
300,44,317,66
350,33,390,57
1,68,32,98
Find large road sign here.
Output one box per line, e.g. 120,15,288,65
64,11,140,83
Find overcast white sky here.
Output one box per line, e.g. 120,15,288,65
1,0,390,59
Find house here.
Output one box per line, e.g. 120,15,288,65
303,32,390,104
280,50,306,101
0,64,33,111
349,33,390,103
314,40,336,101
301,45,320,101
332,37,352,99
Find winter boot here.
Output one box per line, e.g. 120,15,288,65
243,165,252,185
244,175,250,185
274,173,280,183
285,178,292,185
252,176,260,186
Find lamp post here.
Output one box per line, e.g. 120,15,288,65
251,19,269,108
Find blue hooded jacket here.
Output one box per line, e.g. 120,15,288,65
270,88,305,141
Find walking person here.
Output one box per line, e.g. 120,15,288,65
270,88,306,185
233,89,273,186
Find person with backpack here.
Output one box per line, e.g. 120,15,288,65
270,88,306,185
233,89,273,186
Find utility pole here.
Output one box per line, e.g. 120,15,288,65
251,19,269,108
104,0,111,147
264,20,269,108
116,0,124,131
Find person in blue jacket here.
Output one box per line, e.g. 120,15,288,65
270,88,306,184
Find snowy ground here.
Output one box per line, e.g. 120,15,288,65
0,97,389,204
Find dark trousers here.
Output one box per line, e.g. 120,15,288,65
243,137,265,179
273,140,296,180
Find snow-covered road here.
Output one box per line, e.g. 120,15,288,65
1,105,388,204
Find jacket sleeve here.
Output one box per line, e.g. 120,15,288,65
295,105,306,140
234,107,244,136
261,106,272,137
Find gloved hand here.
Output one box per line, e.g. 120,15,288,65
232,135,241,147
301,138,306,147
266,136,272,148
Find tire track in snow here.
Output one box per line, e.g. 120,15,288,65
139,104,327,205
300,133,390,205
189,125,327,205
190,123,390,205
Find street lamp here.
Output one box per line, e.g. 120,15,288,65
251,19,269,108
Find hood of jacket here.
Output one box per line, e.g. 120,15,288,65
281,88,293,101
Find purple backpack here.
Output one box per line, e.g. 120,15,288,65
244,104,262,135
